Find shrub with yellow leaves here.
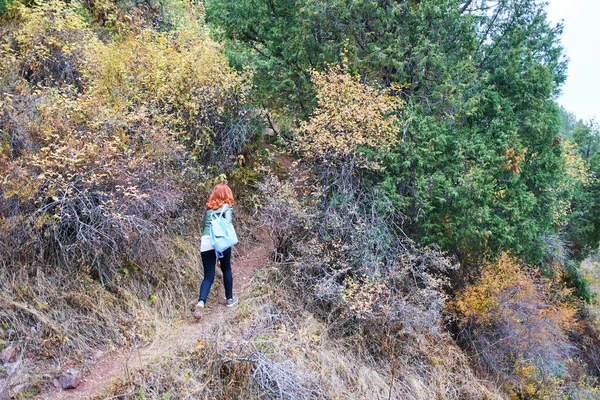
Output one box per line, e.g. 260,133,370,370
11,0,94,89
295,63,402,172
83,26,252,164
0,0,257,375
451,252,582,397
0,0,253,283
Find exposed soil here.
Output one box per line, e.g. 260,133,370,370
43,231,273,400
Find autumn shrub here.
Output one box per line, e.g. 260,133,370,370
0,0,252,276
0,0,254,376
83,25,255,166
450,253,594,397
264,60,468,384
10,0,94,89
294,62,402,183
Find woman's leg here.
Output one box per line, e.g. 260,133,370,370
219,247,233,300
199,250,217,303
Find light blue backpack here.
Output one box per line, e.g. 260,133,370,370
209,206,238,258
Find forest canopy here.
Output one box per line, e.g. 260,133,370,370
206,0,596,270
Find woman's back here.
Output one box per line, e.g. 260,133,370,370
201,204,233,236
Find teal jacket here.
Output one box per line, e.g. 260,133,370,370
201,204,233,236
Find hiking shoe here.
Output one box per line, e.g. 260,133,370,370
225,297,238,307
192,301,204,319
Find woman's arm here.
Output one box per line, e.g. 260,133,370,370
225,205,233,223
201,210,208,232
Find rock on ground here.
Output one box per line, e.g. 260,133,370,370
0,347,17,364
59,369,82,389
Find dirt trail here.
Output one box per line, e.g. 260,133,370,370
45,231,273,400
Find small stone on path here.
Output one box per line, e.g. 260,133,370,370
59,368,82,389
0,346,17,364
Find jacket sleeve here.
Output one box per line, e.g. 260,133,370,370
201,210,208,232
226,205,233,224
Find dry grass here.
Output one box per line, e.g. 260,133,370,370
0,233,203,396
100,264,503,400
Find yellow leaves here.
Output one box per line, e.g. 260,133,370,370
342,274,389,318
78,26,245,155
452,253,580,396
454,253,577,359
14,0,97,80
562,140,593,187
453,253,576,330
502,146,527,175
147,294,157,305
546,140,594,226
296,63,403,169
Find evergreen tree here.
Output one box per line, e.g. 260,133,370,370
207,0,576,269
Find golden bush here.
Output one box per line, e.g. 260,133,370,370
83,26,249,160
295,63,402,170
452,253,579,397
0,0,251,281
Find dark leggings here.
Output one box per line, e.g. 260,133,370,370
199,247,233,303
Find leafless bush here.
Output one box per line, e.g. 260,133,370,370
0,137,189,283
257,176,316,261
260,175,455,338
539,232,569,266
251,170,509,400
209,106,261,167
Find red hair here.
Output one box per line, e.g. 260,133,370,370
206,184,235,210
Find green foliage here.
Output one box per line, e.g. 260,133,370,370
565,120,600,260
206,0,600,394
563,259,592,303
207,0,572,269
0,0,10,17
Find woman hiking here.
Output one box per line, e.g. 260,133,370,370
193,183,238,319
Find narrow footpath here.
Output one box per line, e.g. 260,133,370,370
45,231,273,400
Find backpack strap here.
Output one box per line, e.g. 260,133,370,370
210,205,229,221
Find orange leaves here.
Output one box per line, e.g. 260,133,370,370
295,63,402,169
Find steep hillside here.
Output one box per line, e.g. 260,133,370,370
1,0,600,399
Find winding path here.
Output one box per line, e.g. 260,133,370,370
45,231,273,400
